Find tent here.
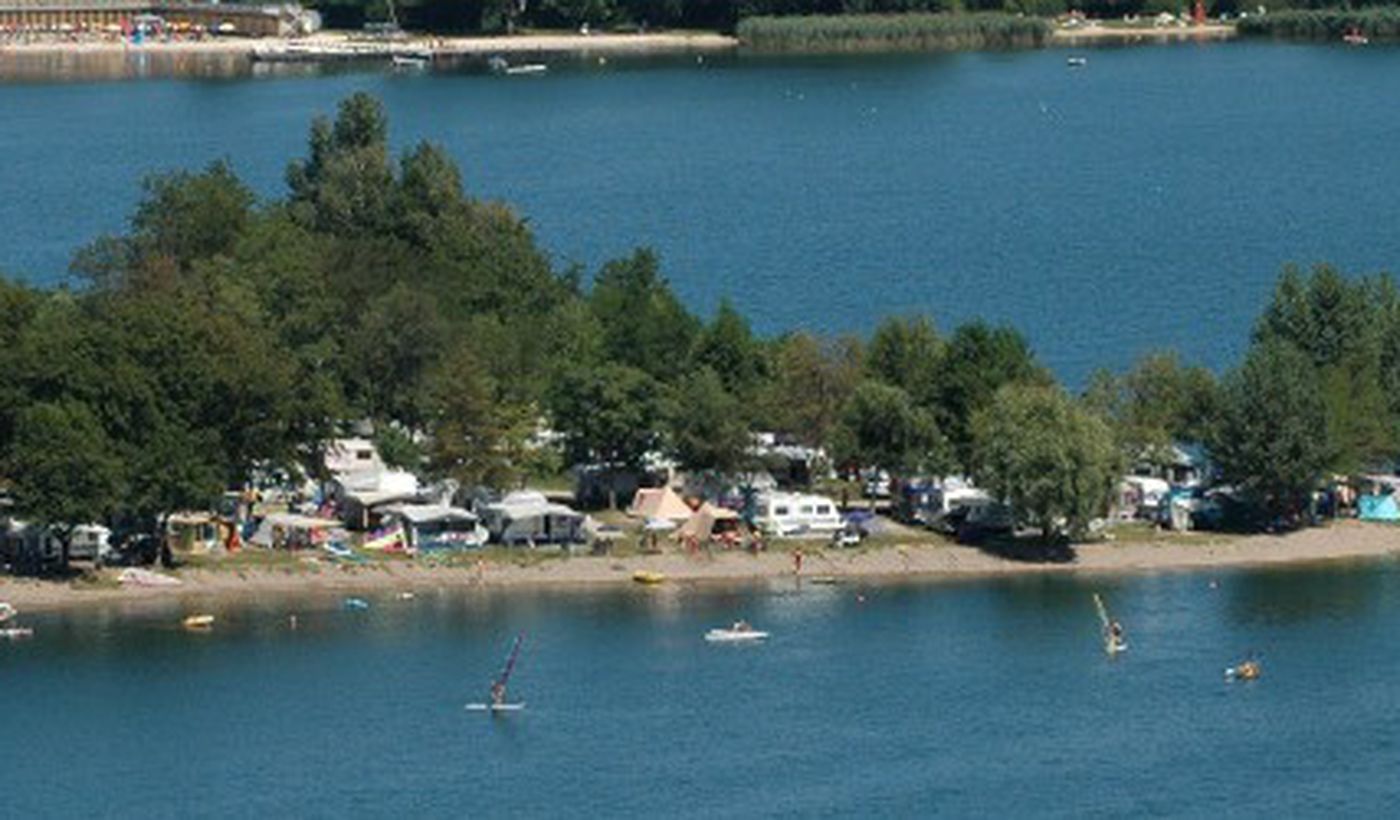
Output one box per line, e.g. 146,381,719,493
675,502,740,543
627,487,692,521
1359,494,1400,522
480,491,585,546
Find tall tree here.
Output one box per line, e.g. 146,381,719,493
589,248,699,382
833,380,946,480
972,384,1121,541
667,367,753,475
1211,337,1329,525
938,320,1046,470
865,314,943,406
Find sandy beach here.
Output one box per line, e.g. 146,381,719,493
1052,23,1237,44
3,520,1396,613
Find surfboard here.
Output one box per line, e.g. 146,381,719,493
465,703,526,712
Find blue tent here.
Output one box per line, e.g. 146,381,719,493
1358,494,1400,522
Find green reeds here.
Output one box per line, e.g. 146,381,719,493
1237,8,1400,40
737,12,1052,53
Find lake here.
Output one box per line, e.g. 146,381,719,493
2,43,1398,384
5,561,1400,816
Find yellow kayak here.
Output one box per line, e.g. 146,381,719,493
182,614,215,629
632,570,666,585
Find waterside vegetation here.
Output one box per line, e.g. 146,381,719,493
1237,8,1400,40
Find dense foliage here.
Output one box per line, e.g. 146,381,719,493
1238,8,1400,40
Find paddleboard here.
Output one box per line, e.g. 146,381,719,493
465,703,526,712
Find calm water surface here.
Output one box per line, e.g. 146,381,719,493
5,562,1400,816
3,43,1400,384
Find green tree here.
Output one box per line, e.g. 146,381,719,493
1212,337,1329,525
757,332,863,447
286,92,396,234
833,380,946,479
865,314,943,406
9,401,124,568
691,298,766,396
938,320,1047,470
589,248,699,382
549,363,666,504
667,367,752,475
130,161,255,271
971,384,1121,541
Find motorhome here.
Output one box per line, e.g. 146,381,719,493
754,492,843,538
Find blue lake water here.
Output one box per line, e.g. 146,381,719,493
6,561,1400,816
2,43,1400,384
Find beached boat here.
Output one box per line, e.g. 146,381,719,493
182,614,215,629
1,626,34,640
391,53,431,70
705,622,769,643
632,570,666,585
0,602,15,623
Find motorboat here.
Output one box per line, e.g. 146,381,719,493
1066,56,1087,67
391,53,431,70
1,626,34,640
705,621,769,643
488,56,548,76
182,614,215,629
344,597,371,611
0,602,15,623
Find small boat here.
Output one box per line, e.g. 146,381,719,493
808,576,841,586
1343,28,1369,46
488,56,547,76
343,597,371,611
1,626,34,640
0,602,15,623
632,570,666,585
466,634,526,714
391,53,431,70
705,621,769,643
1226,660,1261,681
182,614,215,630
1066,56,1087,67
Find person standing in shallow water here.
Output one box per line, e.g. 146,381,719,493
793,548,804,575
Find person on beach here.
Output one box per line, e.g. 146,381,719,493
793,548,804,575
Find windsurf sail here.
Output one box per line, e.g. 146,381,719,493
1092,593,1111,631
491,634,524,703
1093,593,1126,654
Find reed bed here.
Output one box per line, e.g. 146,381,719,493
737,12,1052,53
1237,8,1400,40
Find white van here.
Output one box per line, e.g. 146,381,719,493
754,492,844,538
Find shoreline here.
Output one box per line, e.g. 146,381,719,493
3,520,1395,613
1051,23,1237,45
0,30,740,58
0,24,1242,61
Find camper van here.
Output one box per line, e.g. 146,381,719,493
754,492,843,538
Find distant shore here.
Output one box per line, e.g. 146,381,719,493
1051,22,1237,45
3,520,1395,614
0,30,739,58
